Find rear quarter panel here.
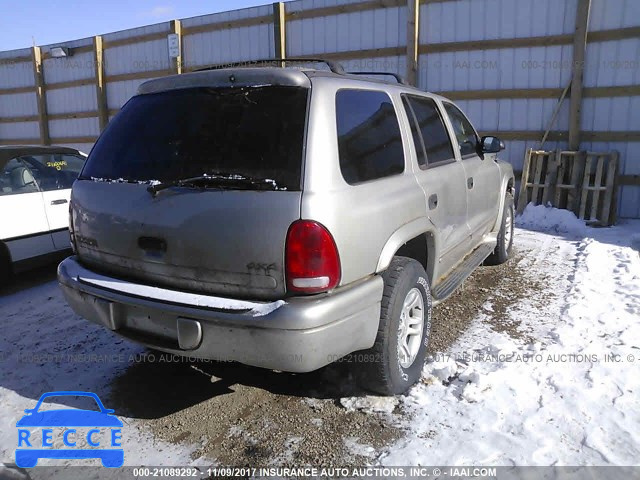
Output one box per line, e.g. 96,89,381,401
301,78,428,287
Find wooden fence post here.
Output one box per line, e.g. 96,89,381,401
569,0,592,150
31,46,50,145
406,0,420,86
93,36,109,131
170,20,183,74
273,2,287,62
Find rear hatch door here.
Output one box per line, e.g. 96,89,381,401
73,81,308,300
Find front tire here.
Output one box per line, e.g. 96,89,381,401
356,257,432,395
485,192,514,265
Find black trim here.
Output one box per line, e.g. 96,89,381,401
195,57,345,75
441,101,482,159
13,250,71,274
348,71,408,85
422,158,458,170
3,227,68,243
401,93,458,170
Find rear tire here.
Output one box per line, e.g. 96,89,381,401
485,192,514,265
356,257,432,395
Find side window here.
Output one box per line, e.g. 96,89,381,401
20,154,86,191
444,103,479,158
403,95,455,167
0,158,39,196
336,89,404,185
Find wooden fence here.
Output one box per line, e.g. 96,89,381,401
0,0,638,215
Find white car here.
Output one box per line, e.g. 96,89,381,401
0,145,87,285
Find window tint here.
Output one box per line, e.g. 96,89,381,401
0,158,39,196
336,89,404,185
19,154,86,191
444,103,479,157
82,86,308,191
403,95,455,167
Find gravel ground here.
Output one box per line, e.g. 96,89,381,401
103,245,540,466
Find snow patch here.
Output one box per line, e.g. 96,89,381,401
339,396,399,414
379,221,640,466
516,203,586,235
344,437,376,458
310,418,323,427
426,357,458,382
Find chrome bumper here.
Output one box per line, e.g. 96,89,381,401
57,256,382,372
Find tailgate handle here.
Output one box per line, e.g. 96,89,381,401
138,236,167,252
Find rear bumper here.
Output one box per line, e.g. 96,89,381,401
58,256,382,372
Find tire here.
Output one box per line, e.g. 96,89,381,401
356,256,432,395
485,192,514,266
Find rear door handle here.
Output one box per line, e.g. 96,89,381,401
467,177,474,189
428,194,438,210
51,199,68,205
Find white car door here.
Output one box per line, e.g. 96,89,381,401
0,158,55,264
20,153,87,250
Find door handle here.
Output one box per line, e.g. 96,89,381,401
51,199,68,205
467,177,474,189
428,193,438,210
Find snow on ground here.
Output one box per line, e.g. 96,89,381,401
0,279,200,468
378,205,640,466
2,204,639,470
340,396,399,415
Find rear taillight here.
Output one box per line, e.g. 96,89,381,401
285,220,341,294
69,203,77,253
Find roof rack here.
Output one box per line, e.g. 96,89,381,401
194,59,410,86
195,58,345,75
347,71,409,85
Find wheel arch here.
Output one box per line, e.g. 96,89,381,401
491,172,516,232
375,218,436,286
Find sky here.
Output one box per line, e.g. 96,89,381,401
0,0,281,52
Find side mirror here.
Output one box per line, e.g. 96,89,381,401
481,136,505,154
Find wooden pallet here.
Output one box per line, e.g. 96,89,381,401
517,149,619,226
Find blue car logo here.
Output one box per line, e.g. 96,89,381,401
15,391,124,468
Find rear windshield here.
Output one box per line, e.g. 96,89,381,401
81,86,308,191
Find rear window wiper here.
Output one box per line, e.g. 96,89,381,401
147,174,284,196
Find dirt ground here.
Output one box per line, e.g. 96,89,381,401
105,245,543,466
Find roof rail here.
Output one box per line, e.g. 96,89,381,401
347,71,410,86
195,58,345,75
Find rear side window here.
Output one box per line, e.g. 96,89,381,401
82,86,308,191
403,95,455,167
335,89,404,185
